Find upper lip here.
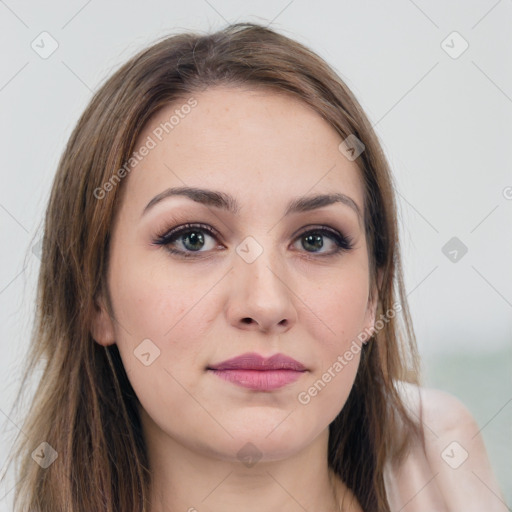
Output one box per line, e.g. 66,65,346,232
208,352,307,371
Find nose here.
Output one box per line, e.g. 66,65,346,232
225,243,298,335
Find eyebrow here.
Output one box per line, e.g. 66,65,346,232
142,186,362,221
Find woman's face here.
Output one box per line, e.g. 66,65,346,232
93,86,377,462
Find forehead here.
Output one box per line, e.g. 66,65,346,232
123,86,364,217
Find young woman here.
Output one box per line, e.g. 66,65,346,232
3,22,506,512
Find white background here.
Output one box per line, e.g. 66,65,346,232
1,0,511,509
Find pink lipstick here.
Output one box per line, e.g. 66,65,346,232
207,352,307,391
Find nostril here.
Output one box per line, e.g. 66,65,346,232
241,318,253,325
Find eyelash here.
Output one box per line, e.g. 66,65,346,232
153,222,354,259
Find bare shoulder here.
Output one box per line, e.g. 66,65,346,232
396,381,477,434
384,381,508,512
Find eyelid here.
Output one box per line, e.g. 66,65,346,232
155,222,348,244
161,222,219,238
155,222,221,249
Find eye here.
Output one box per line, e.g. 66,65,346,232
154,223,221,258
292,226,354,256
153,223,354,258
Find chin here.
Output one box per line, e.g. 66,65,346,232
209,418,323,463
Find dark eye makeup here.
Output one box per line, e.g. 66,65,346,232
152,222,355,259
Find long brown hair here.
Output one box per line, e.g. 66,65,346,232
2,22,422,511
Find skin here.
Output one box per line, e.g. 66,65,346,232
91,86,508,512
92,86,373,511
387,384,509,512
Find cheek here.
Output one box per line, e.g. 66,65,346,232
302,263,371,353
108,257,219,429
106,252,220,403
108,249,214,341
290,264,369,419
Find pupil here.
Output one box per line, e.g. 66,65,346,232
304,233,323,252
184,231,204,251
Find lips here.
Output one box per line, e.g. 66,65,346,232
208,352,306,371
207,352,307,391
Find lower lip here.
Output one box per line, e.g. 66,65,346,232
208,369,305,391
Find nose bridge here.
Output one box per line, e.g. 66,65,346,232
235,233,287,297
228,233,297,332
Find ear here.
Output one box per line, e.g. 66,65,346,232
90,294,116,346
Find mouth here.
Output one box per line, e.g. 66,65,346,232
207,352,307,391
